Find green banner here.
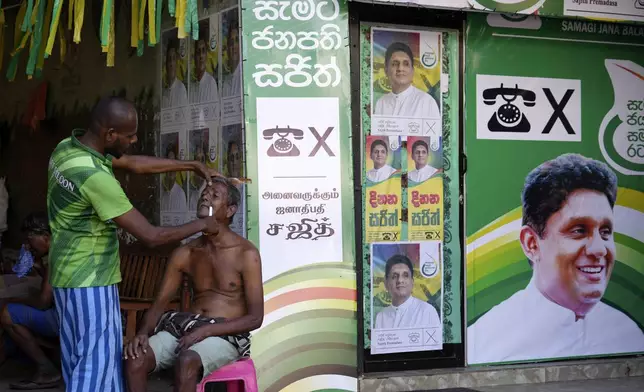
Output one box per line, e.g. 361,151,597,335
468,0,644,24
240,0,357,390
465,13,644,365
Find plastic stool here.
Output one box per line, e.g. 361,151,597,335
197,357,258,392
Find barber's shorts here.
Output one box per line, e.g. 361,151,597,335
148,331,240,378
7,303,59,337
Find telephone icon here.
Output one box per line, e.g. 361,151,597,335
483,84,536,133
636,0,644,10
263,126,304,157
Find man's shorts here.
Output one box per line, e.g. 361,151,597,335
148,331,240,378
6,303,58,337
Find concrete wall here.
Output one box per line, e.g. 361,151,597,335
0,2,160,248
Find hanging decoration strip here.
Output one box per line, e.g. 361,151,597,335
4,0,198,80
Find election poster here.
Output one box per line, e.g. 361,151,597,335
466,13,644,365
370,27,442,138
407,136,444,241
365,136,403,243
371,241,443,355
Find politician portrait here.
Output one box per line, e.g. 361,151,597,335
467,153,644,364
372,29,441,119
189,19,219,104
161,30,188,109
365,136,400,184
372,242,441,331
407,137,442,184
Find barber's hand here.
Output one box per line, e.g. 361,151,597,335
124,334,149,360
175,328,209,354
201,216,220,236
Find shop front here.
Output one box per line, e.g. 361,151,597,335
0,0,642,391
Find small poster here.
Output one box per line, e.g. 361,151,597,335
407,136,443,241
371,241,443,355
365,136,402,243
371,27,442,138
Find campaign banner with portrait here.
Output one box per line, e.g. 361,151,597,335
407,136,443,241
365,136,403,243
370,241,443,354
466,13,644,366
370,27,442,138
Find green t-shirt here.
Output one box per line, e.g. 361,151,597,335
47,129,133,288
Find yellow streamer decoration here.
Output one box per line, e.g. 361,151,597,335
148,0,156,45
176,0,186,39
73,0,84,43
106,0,115,66
138,0,146,42
67,0,75,30
131,0,139,48
45,0,64,58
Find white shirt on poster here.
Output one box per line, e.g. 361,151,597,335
161,183,188,212
190,72,219,104
467,279,644,365
374,85,440,118
162,78,188,108
408,165,438,184
375,296,439,329
221,65,241,97
367,165,397,183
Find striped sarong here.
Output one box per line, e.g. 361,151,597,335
53,285,124,392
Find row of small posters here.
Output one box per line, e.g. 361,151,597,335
367,27,445,355
158,7,245,238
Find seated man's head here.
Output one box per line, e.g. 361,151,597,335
197,177,240,224
411,140,429,170
384,255,414,306
385,42,414,94
520,154,618,316
22,212,51,258
370,139,389,170
165,39,179,85
194,26,209,81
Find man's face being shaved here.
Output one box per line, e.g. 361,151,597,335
197,181,236,223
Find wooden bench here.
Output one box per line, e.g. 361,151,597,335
118,243,190,343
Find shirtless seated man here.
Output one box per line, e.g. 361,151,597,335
123,177,263,392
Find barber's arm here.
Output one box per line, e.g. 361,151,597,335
1,261,54,310
174,248,264,353
112,154,217,181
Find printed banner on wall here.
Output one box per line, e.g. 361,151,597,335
465,13,644,366
365,136,402,242
468,0,644,23
241,0,357,391
158,7,246,238
370,28,442,138
370,241,443,354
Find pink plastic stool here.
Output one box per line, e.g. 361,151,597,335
197,357,258,392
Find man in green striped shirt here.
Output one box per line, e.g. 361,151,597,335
47,96,220,392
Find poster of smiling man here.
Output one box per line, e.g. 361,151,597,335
371,27,442,138
371,241,443,355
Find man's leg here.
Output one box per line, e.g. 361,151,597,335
124,330,178,392
55,285,125,392
0,304,61,385
174,351,203,392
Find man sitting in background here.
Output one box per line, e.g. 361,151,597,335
124,177,263,392
0,213,60,389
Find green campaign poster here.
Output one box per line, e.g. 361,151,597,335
465,13,644,365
